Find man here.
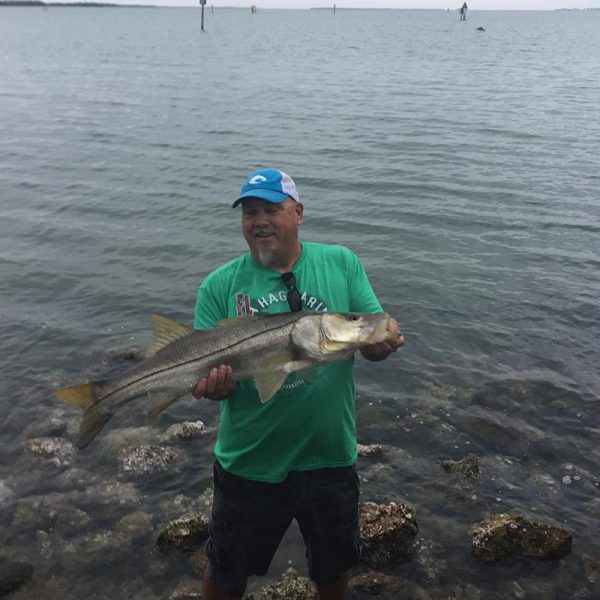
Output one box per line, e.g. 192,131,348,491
192,168,404,600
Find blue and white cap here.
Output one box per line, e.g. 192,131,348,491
232,168,300,207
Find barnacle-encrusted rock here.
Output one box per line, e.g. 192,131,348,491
244,567,317,600
357,443,385,458
121,444,180,476
164,420,214,441
470,513,572,562
359,501,419,565
348,571,408,594
23,437,75,468
441,453,480,480
156,513,210,553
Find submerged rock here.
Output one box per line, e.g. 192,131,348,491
55,507,92,536
169,576,203,600
441,453,480,480
359,501,419,565
348,571,408,595
244,567,317,600
357,443,385,458
163,420,214,441
120,444,180,476
23,436,75,468
469,513,572,562
190,547,209,576
0,557,33,596
156,513,210,553
116,510,152,541
0,481,14,508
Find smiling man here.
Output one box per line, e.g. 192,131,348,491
192,168,404,600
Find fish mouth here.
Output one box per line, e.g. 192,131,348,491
365,315,393,344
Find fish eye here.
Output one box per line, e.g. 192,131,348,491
348,313,360,321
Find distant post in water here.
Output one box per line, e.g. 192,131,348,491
199,0,206,30
333,3,336,13
460,2,468,21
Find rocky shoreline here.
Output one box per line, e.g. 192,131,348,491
2,425,588,600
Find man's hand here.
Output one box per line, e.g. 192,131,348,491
360,317,404,362
192,364,236,401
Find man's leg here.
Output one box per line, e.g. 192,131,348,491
202,571,241,600
204,461,294,600
295,466,360,600
315,570,350,600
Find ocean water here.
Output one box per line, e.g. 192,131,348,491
1,6,599,599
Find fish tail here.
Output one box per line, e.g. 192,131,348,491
56,382,100,410
56,381,113,449
76,404,114,449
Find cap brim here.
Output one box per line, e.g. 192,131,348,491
232,189,289,208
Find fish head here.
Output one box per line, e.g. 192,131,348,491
291,312,395,361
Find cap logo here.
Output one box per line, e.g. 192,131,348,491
249,175,267,184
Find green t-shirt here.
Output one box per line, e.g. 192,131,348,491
194,241,382,483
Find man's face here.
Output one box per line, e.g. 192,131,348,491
241,197,304,268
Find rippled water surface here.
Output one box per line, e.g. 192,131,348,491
1,6,599,599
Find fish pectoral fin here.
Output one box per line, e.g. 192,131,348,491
147,315,194,358
254,372,289,404
56,381,103,410
148,390,183,418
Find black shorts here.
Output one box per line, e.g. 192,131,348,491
206,460,361,598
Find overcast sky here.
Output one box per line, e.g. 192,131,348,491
111,1,598,9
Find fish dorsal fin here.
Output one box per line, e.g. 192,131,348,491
217,315,256,328
148,389,183,418
255,372,289,404
147,315,194,358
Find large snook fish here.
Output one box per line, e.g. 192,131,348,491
57,311,397,449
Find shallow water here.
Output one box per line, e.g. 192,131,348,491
1,6,599,599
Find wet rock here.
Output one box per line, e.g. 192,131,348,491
55,507,92,536
23,414,67,439
357,443,384,458
35,530,63,566
190,547,209,576
196,488,214,513
11,492,80,531
348,571,408,594
83,480,141,509
102,426,161,453
156,512,210,553
359,501,419,565
0,481,14,508
469,513,572,562
163,420,214,441
244,567,317,600
461,411,543,457
116,510,152,541
106,345,141,362
414,538,448,584
582,552,600,597
441,453,480,480
120,444,181,476
74,530,132,567
169,576,203,600
505,580,527,599
0,556,33,596
23,436,75,468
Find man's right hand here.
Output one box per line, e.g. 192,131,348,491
192,365,236,401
